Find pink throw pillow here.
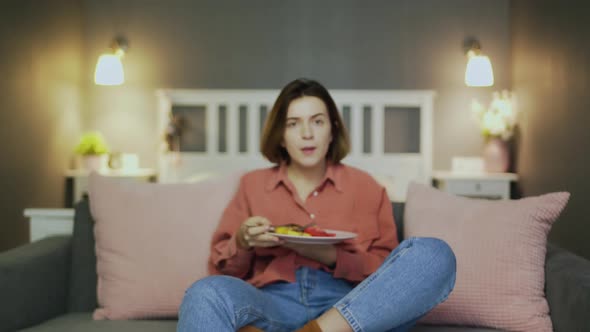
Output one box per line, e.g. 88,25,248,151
88,172,242,320
404,183,569,332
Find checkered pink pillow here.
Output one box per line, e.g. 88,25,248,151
88,172,243,320
404,183,569,332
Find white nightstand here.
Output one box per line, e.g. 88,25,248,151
65,168,157,207
24,208,75,242
432,171,518,200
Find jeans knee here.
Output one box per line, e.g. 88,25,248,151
415,237,456,281
180,275,241,323
183,275,239,308
179,276,243,329
186,275,237,297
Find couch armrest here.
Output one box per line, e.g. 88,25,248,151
0,235,71,332
545,243,590,332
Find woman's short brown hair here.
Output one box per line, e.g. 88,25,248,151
260,78,350,164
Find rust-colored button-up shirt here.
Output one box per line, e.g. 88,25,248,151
208,162,399,287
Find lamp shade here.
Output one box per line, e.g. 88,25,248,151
465,52,494,87
94,54,124,86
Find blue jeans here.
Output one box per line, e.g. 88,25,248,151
178,237,456,332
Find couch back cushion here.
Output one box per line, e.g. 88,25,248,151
391,202,405,241
404,183,570,331
88,172,242,319
68,197,98,312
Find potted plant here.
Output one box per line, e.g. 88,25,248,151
471,90,518,172
74,131,110,171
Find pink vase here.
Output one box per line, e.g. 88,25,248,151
483,138,510,173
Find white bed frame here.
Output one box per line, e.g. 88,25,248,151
156,89,435,201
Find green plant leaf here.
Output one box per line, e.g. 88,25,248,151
74,131,110,155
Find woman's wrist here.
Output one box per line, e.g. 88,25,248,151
321,245,338,266
235,230,251,250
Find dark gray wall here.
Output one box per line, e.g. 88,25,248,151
0,0,511,251
512,0,590,258
81,0,511,169
0,0,82,251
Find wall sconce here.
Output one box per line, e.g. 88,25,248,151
94,36,129,86
463,37,494,87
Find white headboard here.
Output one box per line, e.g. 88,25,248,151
156,89,435,202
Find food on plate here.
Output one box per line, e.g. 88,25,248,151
272,223,335,237
273,225,311,236
303,225,335,237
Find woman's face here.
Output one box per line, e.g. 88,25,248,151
282,96,332,170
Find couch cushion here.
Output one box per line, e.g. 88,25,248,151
412,326,504,332
68,197,98,312
404,183,569,332
88,172,243,320
0,236,71,332
17,313,502,332
392,202,405,241
18,313,177,332
545,243,590,332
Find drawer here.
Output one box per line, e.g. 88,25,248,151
444,180,510,199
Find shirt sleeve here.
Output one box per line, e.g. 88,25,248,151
331,187,399,282
209,176,255,278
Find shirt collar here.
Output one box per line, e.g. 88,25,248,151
265,161,344,193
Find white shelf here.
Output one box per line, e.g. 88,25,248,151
432,170,518,200
64,168,157,178
432,171,518,181
24,208,74,219
24,208,75,242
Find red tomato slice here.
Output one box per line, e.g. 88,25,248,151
304,226,336,237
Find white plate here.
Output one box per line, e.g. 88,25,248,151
272,229,357,244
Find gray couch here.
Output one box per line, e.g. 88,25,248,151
1,198,589,332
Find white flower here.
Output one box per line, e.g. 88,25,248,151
472,90,518,140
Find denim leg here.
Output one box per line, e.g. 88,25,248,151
334,237,457,332
299,267,355,320
177,275,304,332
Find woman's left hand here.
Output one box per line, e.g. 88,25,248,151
282,242,338,267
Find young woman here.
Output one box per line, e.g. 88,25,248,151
178,78,456,332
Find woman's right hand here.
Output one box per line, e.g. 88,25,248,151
236,216,282,249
